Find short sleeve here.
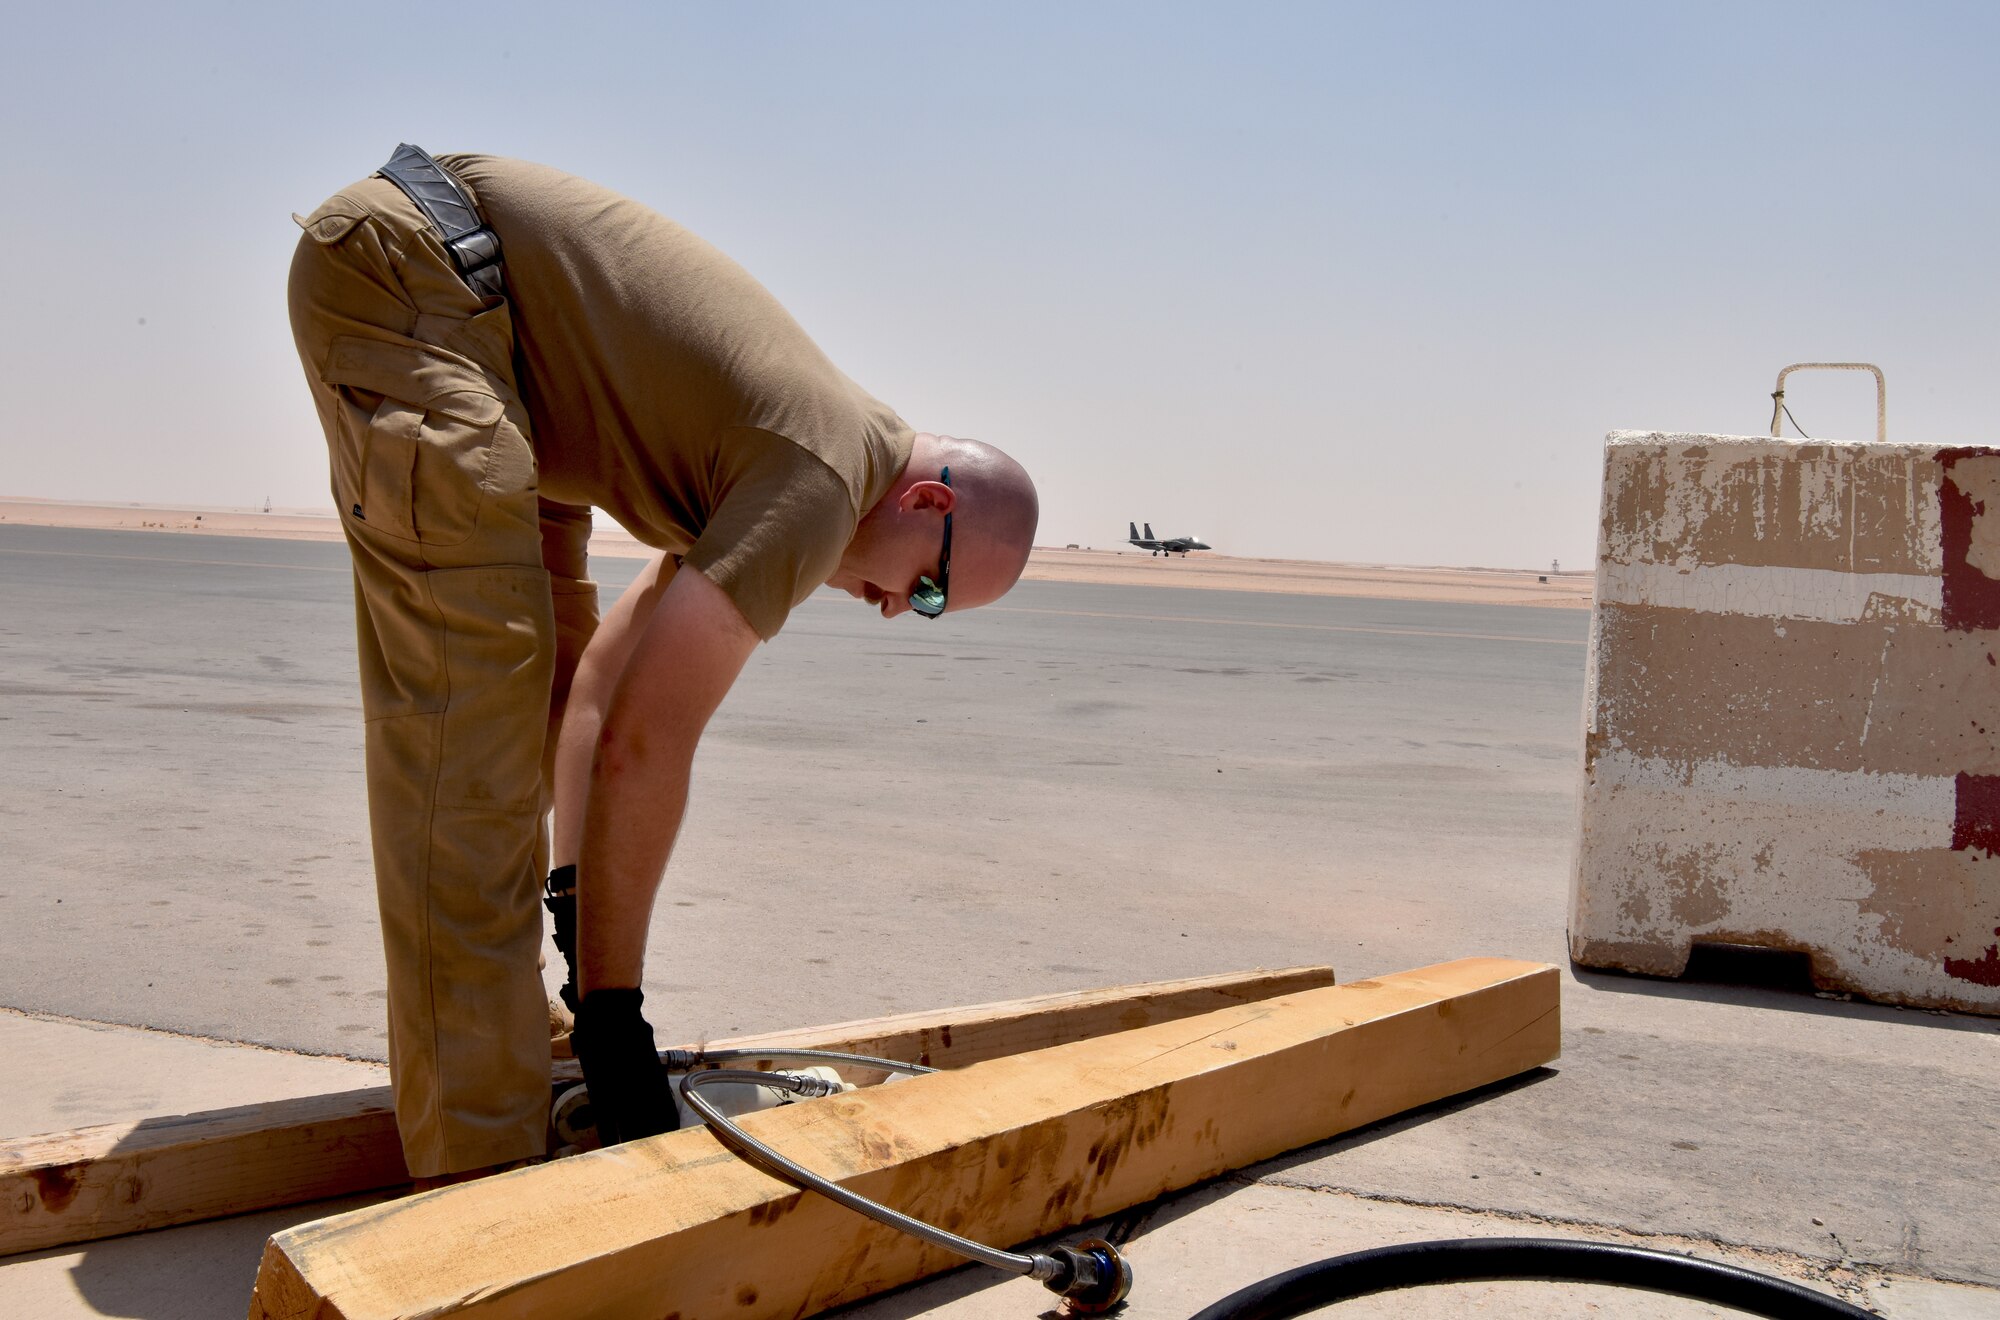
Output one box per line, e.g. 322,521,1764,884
681,430,858,641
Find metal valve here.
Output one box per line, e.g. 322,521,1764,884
1034,1238,1133,1313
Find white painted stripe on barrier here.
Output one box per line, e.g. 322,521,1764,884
1597,560,1941,624
1589,748,1956,838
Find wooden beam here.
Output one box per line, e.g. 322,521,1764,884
1,965,1333,1257
249,958,1558,1320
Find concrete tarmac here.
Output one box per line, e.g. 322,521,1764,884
1,523,1994,1318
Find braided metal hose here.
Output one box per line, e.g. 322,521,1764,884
677,1053,1132,1311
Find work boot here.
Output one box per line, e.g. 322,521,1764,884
544,864,580,1055
543,864,581,1014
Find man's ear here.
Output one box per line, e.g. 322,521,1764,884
898,479,958,514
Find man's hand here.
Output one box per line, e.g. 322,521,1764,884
570,987,677,1143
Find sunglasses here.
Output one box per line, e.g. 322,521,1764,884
908,465,952,619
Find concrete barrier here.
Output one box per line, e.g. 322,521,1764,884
1571,431,2000,1015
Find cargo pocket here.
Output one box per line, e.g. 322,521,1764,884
426,563,555,813
319,335,512,549
293,194,369,246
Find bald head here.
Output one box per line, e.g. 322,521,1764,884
924,433,1038,600
828,432,1039,619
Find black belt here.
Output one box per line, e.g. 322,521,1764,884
376,143,506,301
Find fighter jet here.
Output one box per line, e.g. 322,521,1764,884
1128,522,1211,556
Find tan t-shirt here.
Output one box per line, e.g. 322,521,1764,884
443,155,914,640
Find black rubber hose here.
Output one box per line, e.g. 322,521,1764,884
1187,1238,1875,1320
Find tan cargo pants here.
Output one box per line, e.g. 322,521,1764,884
287,171,597,1175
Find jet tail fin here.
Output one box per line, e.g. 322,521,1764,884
1129,522,1139,540
1144,523,1156,540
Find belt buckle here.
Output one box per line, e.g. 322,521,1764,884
447,226,505,299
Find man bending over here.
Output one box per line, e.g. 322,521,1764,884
288,146,1038,1180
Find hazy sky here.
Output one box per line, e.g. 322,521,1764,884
4,2,1995,568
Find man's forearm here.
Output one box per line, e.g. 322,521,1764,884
575,729,695,993
550,553,678,868
566,564,760,995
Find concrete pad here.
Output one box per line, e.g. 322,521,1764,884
1261,977,2000,1287
0,1010,385,1136
0,1193,382,1320
0,1011,387,1319
846,1180,1922,1319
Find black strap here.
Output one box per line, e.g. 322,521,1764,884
376,143,506,301
544,864,579,1013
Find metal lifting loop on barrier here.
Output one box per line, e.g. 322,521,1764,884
1768,362,1886,442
